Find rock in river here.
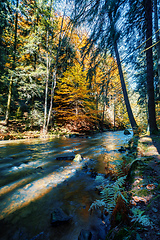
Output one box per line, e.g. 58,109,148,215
73,154,83,162
51,208,72,226
124,129,131,135
55,153,75,161
78,229,92,240
118,146,126,153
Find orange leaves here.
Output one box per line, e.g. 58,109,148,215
55,63,98,130
146,184,155,190
131,195,153,205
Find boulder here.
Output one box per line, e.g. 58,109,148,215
51,208,72,226
69,133,80,138
78,230,92,240
118,146,126,153
124,129,131,135
56,153,75,161
73,154,83,162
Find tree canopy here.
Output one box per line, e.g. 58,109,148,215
0,0,159,136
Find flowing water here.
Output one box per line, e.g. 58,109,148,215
0,130,133,240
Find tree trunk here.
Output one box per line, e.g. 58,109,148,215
113,41,137,130
46,70,56,131
153,0,160,100
5,0,19,125
5,76,13,125
102,76,110,128
43,3,66,133
43,30,49,134
144,0,158,133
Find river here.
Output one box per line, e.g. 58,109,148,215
0,130,133,240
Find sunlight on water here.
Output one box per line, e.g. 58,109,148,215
0,177,33,196
0,131,133,240
0,158,89,220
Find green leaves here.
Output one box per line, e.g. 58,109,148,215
131,207,152,227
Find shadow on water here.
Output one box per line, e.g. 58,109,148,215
0,131,133,240
0,162,97,240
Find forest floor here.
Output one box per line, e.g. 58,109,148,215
129,133,160,240
0,120,73,140
110,133,160,240
0,120,41,140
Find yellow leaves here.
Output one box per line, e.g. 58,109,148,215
55,63,97,125
5,63,12,68
19,54,30,62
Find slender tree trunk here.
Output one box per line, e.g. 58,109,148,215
113,41,137,130
113,95,116,131
5,0,19,125
46,70,56,131
43,0,53,134
5,76,13,124
153,0,160,100
102,101,105,128
45,10,66,131
144,0,158,133
43,30,49,133
102,76,110,128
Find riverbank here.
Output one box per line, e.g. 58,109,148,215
0,119,124,141
0,120,68,140
106,133,160,239
129,134,160,240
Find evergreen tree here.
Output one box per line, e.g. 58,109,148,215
144,0,158,133
126,0,159,133
72,0,138,131
153,0,160,100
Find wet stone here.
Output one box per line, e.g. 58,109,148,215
51,208,72,226
118,146,126,153
73,154,83,162
56,153,75,161
124,129,131,135
78,229,92,240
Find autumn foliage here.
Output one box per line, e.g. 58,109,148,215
0,1,130,132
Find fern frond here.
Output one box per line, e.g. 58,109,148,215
99,175,128,214
114,176,127,188
127,158,143,170
131,208,153,227
89,199,106,212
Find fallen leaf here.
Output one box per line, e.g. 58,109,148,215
146,184,155,190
